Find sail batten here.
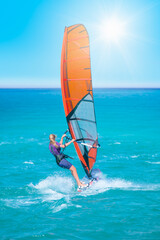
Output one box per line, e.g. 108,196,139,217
61,24,98,177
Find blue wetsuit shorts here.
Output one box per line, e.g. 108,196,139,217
58,159,72,170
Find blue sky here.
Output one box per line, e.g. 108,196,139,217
0,0,160,88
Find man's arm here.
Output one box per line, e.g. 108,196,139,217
60,134,66,145
60,139,75,148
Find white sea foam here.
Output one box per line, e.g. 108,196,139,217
32,175,74,192
3,173,159,211
2,197,39,208
114,142,121,144
146,161,160,165
80,177,134,196
28,174,84,211
52,202,82,213
0,141,11,146
27,172,160,210
52,203,68,213
131,155,139,158
79,172,160,197
29,174,75,202
24,161,34,165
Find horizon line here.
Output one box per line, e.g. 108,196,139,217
0,87,160,90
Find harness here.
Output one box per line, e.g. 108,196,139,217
50,145,73,164
55,153,65,164
50,132,74,164
55,153,73,164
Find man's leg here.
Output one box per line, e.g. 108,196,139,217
70,165,86,187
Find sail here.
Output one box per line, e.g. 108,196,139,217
61,24,98,178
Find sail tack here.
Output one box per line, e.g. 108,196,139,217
61,24,98,177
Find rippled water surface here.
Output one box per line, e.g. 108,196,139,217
0,88,160,239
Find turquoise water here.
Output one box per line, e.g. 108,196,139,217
0,88,160,239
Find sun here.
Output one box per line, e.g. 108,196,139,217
99,17,127,44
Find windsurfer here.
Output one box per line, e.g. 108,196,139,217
49,134,87,188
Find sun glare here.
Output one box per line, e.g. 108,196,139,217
99,17,127,44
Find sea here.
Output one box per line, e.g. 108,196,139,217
0,88,160,240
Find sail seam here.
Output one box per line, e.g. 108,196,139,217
70,118,96,123
68,35,88,42
67,24,81,33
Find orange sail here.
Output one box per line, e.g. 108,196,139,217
61,24,99,177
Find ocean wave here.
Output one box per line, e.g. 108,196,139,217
2,173,159,212
24,161,34,165
79,177,133,197
28,175,82,211
2,197,39,208
25,173,160,199
27,172,160,210
146,161,160,165
29,175,75,202
79,173,160,196
108,142,121,145
52,202,82,213
0,138,41,146
27,138,38,142
103,178,160,191
0,141,11,146
52,203,68,213
131,155,139,158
